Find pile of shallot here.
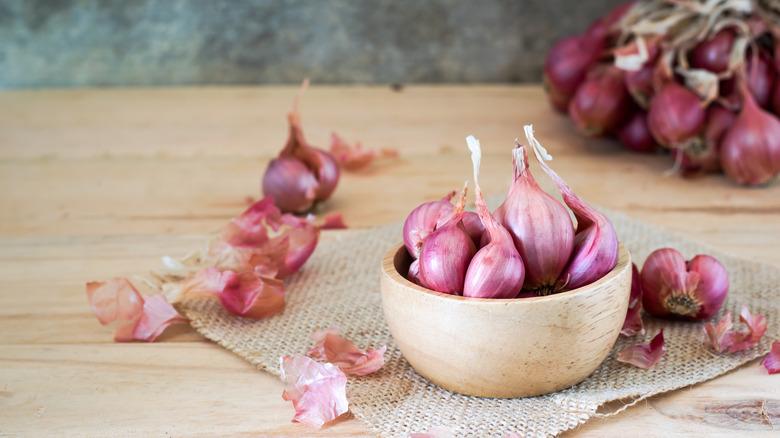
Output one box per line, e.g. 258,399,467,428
545,0,780,186
403,125,619,298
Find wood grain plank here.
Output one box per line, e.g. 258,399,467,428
0,343,370,437
0,85,778,436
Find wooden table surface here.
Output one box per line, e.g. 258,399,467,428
2,85,779,437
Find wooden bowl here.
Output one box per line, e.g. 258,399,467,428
380,242,632,398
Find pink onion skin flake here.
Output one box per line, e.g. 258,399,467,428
178,267,286,319
207,196,320,278
305,327,386,376
617,329,666,369
761,342,780,374
279,355,349,429
704,304,767,353
86,278,187,342
330,132,399,172
621,263,645,336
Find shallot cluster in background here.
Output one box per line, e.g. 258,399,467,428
545,0,780,186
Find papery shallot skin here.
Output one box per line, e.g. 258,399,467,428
305,327,386,376
621,263,644,336
705,304,767,353
211,196,320,278
495,143,574,295
761,342,780,374
617,329,666,369
176,267,286,319
280,355,348,429
641,248,728,321
86,278,187,342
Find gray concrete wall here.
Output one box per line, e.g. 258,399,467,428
0,0,626,88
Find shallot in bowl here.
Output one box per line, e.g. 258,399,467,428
379,241,632,398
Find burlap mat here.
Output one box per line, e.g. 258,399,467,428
175,205,780,438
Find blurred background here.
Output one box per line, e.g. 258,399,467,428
1,0,625,88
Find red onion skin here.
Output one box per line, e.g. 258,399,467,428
689,28,735,74
569,65,632,136
402,193,456,259
617,111,660,153
418,214,476,295
262,157,319,213
495,144,574,295
647,81,706,148
544,35,603,113
720,79,780,186
641,248,728,321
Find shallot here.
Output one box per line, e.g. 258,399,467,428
617,111,660,153
647,81,706,148
462,136,525,299
526,125,619,291
641,248,728,321
673,104,736,176
402,191,456,259
569,64,632,136
262,80,340,213
719,73,780,186
494,140,574,296
417,184,477,295
544,34,604,113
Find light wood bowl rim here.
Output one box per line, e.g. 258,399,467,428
381,241,630,302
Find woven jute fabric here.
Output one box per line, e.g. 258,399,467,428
174,206,780,438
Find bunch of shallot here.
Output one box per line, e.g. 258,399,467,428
402,126,619,298
544,0,780,186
